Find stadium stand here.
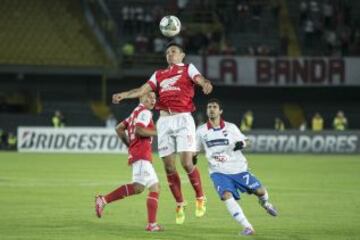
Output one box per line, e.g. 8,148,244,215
287,0,360,56
216,0,281,55
0,0,112,67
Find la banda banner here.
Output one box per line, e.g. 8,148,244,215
187,56,360,87
17,127,128,153
245,130,360,154
17,127,360,154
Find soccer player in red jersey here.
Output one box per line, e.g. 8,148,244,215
112,42,213,224
95,92,163,232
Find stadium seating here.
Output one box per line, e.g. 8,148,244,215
0,0,111,67
216,0,281,55
286,0,359,56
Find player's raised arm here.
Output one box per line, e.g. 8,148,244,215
112,83,152,104
115,121,129,147
194,75,213,95
187,62,213,95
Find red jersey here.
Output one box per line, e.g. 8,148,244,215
146,63,201,113
122,104,155,164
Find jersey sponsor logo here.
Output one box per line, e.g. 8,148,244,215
205,138,229,148
159,75,181,93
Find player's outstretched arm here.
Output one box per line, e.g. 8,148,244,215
135,126,157,137
112,83,152,104
115,122,129,147
194,75,213,95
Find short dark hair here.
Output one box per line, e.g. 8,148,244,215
207,98,223,110
165,41,184,52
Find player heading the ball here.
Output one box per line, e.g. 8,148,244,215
112,41,213,225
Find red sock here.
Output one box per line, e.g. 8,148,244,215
187,167,204,199
104,183,135,204
147,192,159,224
166,172,184,204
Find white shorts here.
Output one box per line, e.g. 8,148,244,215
156,112,196,157
132,160,159,188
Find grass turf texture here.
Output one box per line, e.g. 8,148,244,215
0,152,359,240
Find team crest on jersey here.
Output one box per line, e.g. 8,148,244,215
222,130,228,137
160,75,181,93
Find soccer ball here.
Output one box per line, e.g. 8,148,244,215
159,15,181,37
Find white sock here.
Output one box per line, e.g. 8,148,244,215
224,197,252,228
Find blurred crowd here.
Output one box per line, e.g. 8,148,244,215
122,30,230,57
118,0,279,59
238,109,348,131
299,0,360,56
116,0,360,58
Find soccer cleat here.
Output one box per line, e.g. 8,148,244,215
240,227,255,236
263,202,278,217
95,195,106,218
145,223,164,232
195,197,207,217
175,206,185,224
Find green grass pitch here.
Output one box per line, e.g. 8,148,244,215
0,152,359,240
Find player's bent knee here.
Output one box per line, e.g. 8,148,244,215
148,183,160,193
222,191,233,200
254,186,266,196
133,182,145,194
181,161,194,173
162,156,177,173
164,164,177,174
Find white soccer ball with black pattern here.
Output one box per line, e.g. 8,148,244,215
159,15,181,37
